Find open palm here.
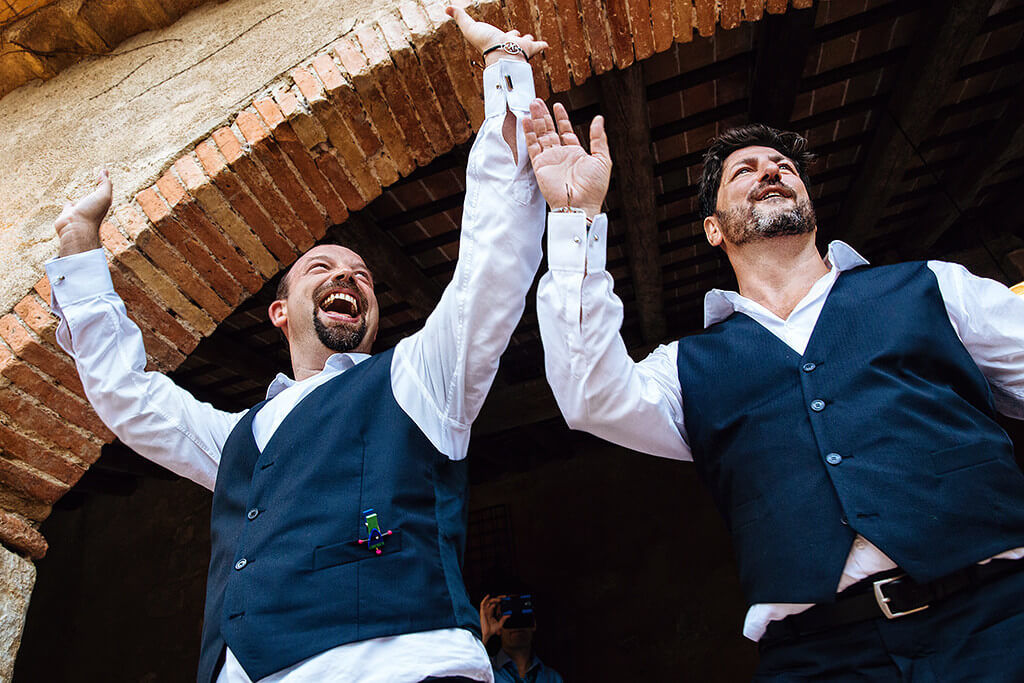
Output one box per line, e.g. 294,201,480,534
523,101,612,217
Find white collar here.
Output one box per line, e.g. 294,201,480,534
702,240,869,328
265,352,372,400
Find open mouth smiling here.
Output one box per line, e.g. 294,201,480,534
317,289,361,322
753,185,795,202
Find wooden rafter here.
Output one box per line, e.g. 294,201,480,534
748,5,817,127
598,64,667,345
834,0,996,244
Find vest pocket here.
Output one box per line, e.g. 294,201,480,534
929,444,998,475
313,530,404,570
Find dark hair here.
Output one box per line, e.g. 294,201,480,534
698,124,815,219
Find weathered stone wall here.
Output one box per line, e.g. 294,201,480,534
0,546,34,683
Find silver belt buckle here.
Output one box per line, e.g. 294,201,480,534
872,574,930,619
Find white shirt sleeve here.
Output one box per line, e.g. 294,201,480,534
536,212,691,460
929,260,1024,419
45,249,242,490
391,59,546,461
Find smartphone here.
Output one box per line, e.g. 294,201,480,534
499,593,535,629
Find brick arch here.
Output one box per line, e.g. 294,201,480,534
0,0,808,559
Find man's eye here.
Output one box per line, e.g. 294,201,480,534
310,264,328,271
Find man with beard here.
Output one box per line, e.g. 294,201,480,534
527,109,1024,680
45,8,547,683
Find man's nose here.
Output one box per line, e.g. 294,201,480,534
759,160,781,182
330,270,355,285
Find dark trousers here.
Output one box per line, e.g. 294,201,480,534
755,564,1024,681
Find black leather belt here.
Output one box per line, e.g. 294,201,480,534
764,558,1024,642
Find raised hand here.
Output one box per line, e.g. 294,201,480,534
446,3,548,65
54,168,112,257
523,100,612,219
478,594,510,642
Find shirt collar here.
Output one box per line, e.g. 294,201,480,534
265,352,371,399
702,240,869,328
494,650,543,675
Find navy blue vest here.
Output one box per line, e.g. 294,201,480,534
677,261,1024,605
197,348,478,683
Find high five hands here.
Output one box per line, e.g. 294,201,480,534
523,102,612,219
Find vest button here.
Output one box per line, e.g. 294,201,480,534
802,362,816,372
826,452,843,465
247,508,259,520
810,399,826,412
234,558,248,570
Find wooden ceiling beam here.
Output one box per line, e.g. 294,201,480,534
909,87,1024,253
749,5,818,127
834,0,996,244
598,64,667,345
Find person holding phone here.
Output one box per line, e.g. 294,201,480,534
479,595,564,683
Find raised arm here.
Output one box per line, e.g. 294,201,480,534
390,7,548,459
526,101,691,460
47,171,242,490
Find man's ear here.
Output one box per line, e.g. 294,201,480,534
704,214,723,247
268,299,288,337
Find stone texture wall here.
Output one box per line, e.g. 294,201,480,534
0,546,34,683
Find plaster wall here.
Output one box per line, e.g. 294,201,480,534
0,0,383,314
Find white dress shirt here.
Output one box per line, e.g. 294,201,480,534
536,213,1024,641
45,58,543,683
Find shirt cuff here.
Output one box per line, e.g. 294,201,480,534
44,248,114,308
547,212,607,272
483,58,536,118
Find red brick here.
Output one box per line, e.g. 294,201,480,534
744,0,764,21
193,141,300,264
355,25,435,166
0,343,113,440
254,97,286,130
135,314,186,371
397,2,474,143
0,384,97,461
236,112,329,239
628,0,656,60
209,130,316,252
0,508,48,559
766,0,787,14
295,63,389,196
303,58,382,159
315,148,367,211
333,38,416,176
673,0,694,42
579,0,615,73
0,417,88,484
417,5,486,129
108,267,199,354
0,484,53,524
273,124,350,224
115,205,234,322
136,187,244,307
0,453,74,503
378,14,455,155
172,155,281,279
13,296,57,347
695,0,715,35
0,315,84,398
158,171,265,294
98,220,215,335
533,0,574,90
605,0,636,67
553,0,591,83
33,276,51,302
720,0,740,29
